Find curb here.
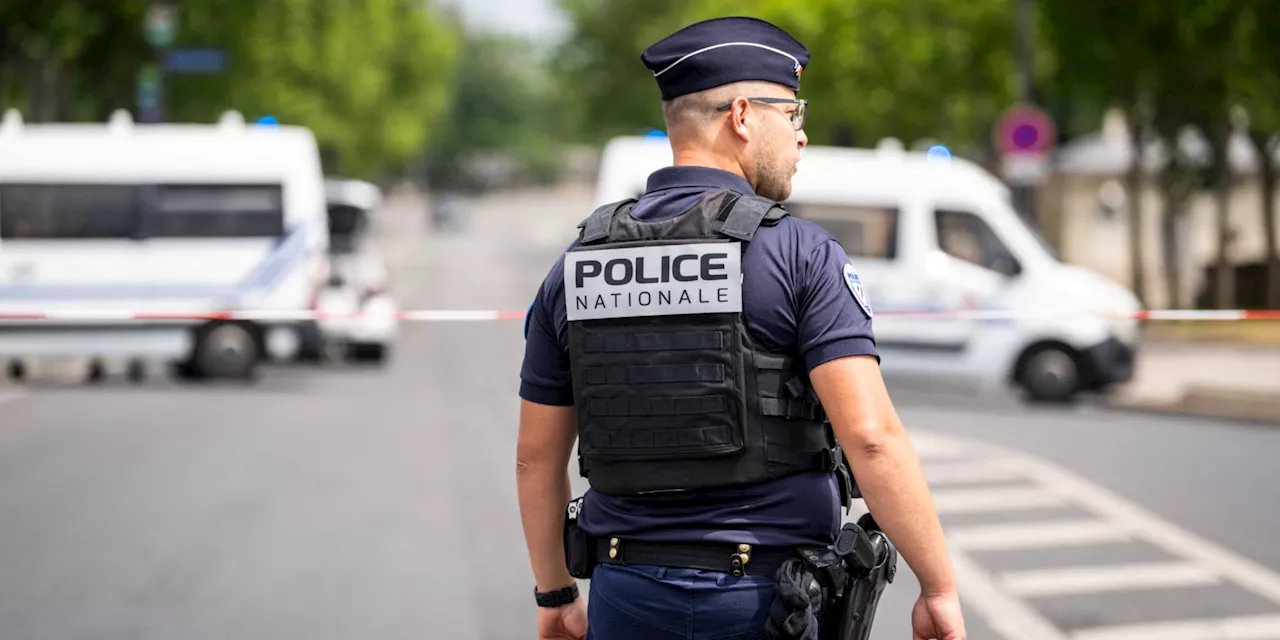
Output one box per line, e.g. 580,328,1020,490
1109,387,1280,427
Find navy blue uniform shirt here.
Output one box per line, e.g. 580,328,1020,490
519,165,878,548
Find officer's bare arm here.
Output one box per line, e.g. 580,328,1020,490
809,354,959,597
516,399,578,592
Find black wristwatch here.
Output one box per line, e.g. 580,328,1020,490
534,583,579,608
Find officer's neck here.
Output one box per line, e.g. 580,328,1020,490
670,149,752,188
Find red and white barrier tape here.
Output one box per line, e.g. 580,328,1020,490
0,309,1277,322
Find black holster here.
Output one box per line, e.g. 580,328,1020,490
563,497,596,579
766,513,898,640
821,514,898,640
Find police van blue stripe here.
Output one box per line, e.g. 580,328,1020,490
0,225,313,301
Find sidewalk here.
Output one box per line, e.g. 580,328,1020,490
1109,340,1280,425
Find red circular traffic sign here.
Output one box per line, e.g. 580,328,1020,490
995,104,1056,158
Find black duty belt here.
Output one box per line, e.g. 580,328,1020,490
595,537,796,577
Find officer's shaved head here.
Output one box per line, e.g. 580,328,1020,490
661,80,805,201
661,81,784,138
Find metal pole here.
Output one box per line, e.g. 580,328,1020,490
1017,0,1035,104
1013,0,1039,230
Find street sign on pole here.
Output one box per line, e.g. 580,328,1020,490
994,103,1056,187
137,64,162,123
995,104,1056,159
163,48,228,74
994,103,1056,230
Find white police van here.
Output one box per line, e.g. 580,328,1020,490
309,177,399,364
0,109,330,381
594,135,1142,403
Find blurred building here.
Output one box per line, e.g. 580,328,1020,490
1039,110,1279,309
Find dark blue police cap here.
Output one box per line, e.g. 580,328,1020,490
641,17,811,101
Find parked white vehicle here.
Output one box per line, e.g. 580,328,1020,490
0,109,330,381
308,177,398,364
594,135,1143,402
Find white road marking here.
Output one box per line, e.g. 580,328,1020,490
1071,614,1280,640
995,453,1280,608
949,547,1071,640
999,561,1222,597
908,431,1280,640
911,436,980,460
924,461,1026,485
946,519,1133,551
931,486,1068,514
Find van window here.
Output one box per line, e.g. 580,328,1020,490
147,185,285,238
0,184,138,239
935,209,1021,276
787,203,898,259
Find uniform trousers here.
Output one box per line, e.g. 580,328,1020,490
584,563,794,640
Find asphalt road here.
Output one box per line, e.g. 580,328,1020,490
1,183,1278,640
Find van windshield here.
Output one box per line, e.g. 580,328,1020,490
327,204,367,254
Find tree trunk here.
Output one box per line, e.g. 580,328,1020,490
1213,179,1234,309
1125,122,1147,305
1213,138,1234,310
1159,169,1188,309
1163,203,1182,309
1258,134,1280,310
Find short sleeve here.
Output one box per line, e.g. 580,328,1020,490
796,239,879,371
518,258,575,406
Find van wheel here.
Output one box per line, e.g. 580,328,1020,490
127,360,148,384
346,343,387,365
193,323,260,380
7,360,25,382
86,359,107,383
296,322,326,363
1017,345,1081,403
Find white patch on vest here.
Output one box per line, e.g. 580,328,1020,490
843,262,873,318
564,242,743,321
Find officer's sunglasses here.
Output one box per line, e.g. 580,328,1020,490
715,97,808,131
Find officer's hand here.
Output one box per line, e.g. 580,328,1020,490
911,591,966,640
537,596,587,640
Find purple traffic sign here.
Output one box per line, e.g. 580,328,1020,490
995,105,1056,158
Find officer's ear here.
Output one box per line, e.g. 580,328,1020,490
727,96,754,143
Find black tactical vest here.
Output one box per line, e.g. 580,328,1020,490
565,188,853,504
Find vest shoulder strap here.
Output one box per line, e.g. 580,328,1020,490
716,193,789,242
578,198,636,244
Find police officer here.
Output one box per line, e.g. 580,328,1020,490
516,16,967,640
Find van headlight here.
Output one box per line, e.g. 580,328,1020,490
1109,316,1140,346
1106,291,1143,346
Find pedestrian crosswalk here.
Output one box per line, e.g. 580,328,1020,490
905,431,1280,640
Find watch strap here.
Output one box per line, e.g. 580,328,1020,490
534,583,579,608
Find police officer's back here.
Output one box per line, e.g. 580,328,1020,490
515,16,967,640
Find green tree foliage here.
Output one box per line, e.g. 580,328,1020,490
696,0,1027,155
0,1,153,122
0,0,461,179
555,0,1032,156
422,31,575,190
553,0,708,141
